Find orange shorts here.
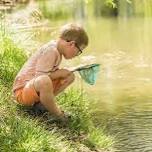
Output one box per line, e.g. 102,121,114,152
14,79,64,106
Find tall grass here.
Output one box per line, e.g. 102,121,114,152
57,90,114,150
0,30,27,86
0,28,114,151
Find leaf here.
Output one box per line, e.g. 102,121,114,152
126,0,132,4
105,0,117,8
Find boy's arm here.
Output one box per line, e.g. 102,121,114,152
35,50,71,79
48,69,72,80
35,49,58,78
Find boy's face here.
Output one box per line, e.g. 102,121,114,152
61,39,84,59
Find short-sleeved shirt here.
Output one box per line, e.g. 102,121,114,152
12,40,62,93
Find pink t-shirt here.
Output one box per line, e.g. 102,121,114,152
13,41,62,92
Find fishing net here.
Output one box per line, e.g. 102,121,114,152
74,64,100,85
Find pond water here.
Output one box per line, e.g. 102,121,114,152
9,1,152,151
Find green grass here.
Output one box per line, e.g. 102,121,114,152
0,29,114,152
0,30,27,86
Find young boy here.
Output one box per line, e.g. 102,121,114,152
12,23,89,120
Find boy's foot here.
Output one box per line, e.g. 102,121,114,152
46,112,71,126
31,103,71,126
32,102,48,115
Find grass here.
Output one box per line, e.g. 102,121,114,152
0,29,27,86
0,28,114,152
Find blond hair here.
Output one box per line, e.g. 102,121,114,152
59,23,89,50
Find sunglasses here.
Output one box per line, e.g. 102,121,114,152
75,43,82,56
66,40,82,56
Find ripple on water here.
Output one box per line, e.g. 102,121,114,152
108,102,152,152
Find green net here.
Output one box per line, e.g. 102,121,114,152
77,64,100,85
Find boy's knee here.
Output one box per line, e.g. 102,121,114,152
34,75,53,91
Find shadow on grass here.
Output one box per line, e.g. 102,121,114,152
16,104,90,145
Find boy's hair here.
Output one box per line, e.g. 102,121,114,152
59,23,89,50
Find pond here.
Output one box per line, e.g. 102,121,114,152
7,0,152,151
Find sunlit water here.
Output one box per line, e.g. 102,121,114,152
10,2,152,151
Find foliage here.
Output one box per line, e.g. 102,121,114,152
105,0,117,8
0,30,27,86
38,0,73,20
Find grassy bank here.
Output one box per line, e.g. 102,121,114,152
0,29,114,152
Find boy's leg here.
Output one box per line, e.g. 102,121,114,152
33,75,63,117
32,72,75,116
53,72,75,96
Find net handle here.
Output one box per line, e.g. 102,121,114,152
71,63,100,72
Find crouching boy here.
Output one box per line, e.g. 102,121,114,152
12,23,89,120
